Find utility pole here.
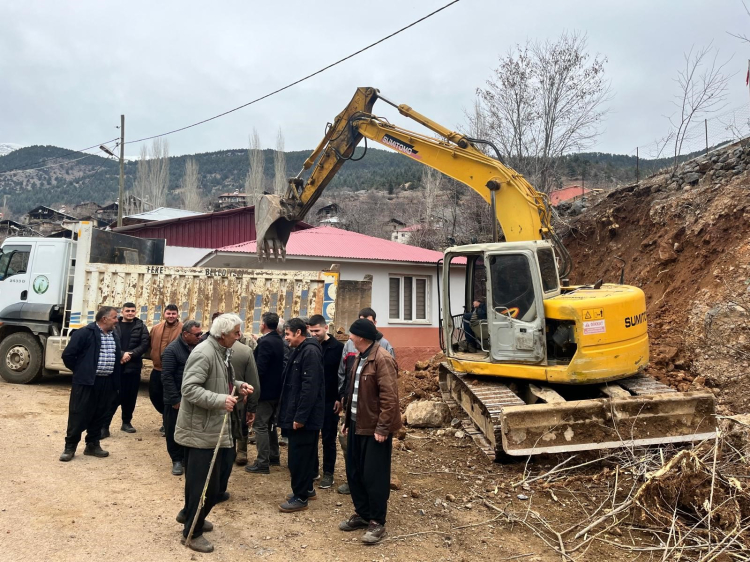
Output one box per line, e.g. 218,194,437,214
118,115,125,227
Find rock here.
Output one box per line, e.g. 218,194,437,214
415,360,430,371
517,494,529,501
390,476,402,491
395,427,407,440
418,509,426,516
445,493,456,502
436,429,446,437
411,489,421,498
683,172,701,184
450,418,462,429
455,430,466,439
405,400,451,428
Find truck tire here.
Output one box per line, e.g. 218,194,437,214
0,332,44,384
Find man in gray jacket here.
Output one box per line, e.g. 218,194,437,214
174,313,253,554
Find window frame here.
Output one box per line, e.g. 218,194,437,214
388,274,431,324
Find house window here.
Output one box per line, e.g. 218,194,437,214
389,275,429,322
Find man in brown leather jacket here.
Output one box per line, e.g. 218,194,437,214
339,319,401,545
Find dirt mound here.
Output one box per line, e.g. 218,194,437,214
398,352,444,412
563,141,750,414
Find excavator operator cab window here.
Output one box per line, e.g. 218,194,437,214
489,254,536,322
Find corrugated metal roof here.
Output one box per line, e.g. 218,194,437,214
124,207,204,222
218,226,445,264
113,206,311,249
550,186,591,205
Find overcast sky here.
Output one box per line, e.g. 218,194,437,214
1,1,748,158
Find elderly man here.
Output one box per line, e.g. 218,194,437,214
161,320,202,476
277,317,325,513
174,313,253,554
59,306,123,462
339,319,401,545
102,302,150,438
337,307,395,495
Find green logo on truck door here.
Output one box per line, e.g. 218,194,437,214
32,275,49,294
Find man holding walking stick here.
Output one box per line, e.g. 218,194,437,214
174,313,253,554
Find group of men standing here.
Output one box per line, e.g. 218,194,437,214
58,303,401,553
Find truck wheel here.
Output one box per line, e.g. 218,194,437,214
0,332,44,384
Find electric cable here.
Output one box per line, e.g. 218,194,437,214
0,137,119,176
124,0,461,145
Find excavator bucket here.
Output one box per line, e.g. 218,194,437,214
255,194,295,261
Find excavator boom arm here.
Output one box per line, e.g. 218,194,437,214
256,87,554,259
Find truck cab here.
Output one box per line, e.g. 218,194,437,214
0,237,74,383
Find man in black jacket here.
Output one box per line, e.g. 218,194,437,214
276,317,325,513
307,314,344,489
246,312,285,475
59,306,123,462
102,302,150,438
161,320,202,476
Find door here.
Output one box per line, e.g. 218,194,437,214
486,250,545,363
0,244,33,315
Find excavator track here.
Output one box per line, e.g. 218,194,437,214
439,363,717,461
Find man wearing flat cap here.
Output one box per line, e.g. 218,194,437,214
338,318,401,545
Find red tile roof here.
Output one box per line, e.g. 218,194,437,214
549,186,592,205
218,226,444,264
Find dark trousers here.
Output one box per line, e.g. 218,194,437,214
219,444,236,496
182,447,233,539
163,405,184,462
64,376,117,449
315,402,339,475
287,428,319,500
254,400,279,468
346,421,393,525
149,369,164,415
104,371,141,427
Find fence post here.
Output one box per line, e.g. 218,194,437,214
636,147,639,183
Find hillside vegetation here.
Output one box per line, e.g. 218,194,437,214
0,143,702,218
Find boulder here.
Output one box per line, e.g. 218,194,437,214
683,172,702,184
405,400,451,427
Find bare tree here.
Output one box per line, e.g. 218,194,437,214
146,138,170,208
274,128,287,196
477,31,610,192
245,129,264,206
131,145,150,214
180,158,203,212
670,44,732,166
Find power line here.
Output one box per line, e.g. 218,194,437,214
125,0,461,145
0,137,119,176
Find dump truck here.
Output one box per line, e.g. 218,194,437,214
0,222,338,383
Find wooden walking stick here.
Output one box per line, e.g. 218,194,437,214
185,387,237,548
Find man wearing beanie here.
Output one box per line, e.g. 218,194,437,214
339,318,401,545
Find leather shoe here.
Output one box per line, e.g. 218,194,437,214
181,535,214,553
83,443,109,458
245,463,270,474
59,448,75,462
172,461,184,476
175,510,213,532
121,422,136,433
216,491,230,503
270,457,281,467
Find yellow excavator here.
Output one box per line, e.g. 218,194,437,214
256,87,716,460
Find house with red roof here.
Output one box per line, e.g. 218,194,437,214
197,226,465,369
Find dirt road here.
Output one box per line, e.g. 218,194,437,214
0,377,633,561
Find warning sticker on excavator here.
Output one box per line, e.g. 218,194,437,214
583,319,606,335
583,308,604,320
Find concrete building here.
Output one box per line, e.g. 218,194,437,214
197,226,463,369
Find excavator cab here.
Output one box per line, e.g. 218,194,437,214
442,241,555,366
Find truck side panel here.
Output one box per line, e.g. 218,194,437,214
69,265,338,338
